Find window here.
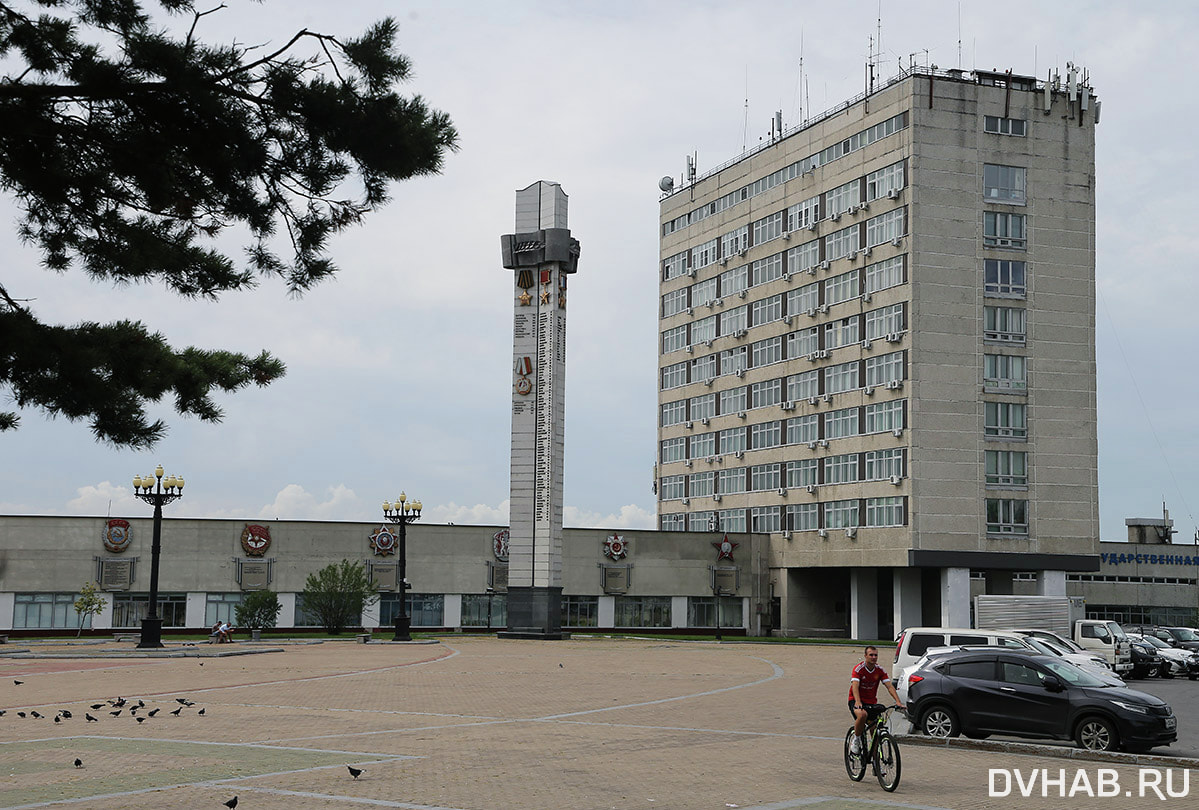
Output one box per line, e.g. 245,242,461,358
824,360,859,395
750,379,783,408
661,400,687,427
661,361,688,390
786,414,819,445
690,315,717,345
380,593,444,627
112,593,186,628
662,325,687,354
985,401,1028,439
866,496,904,527
787,281,820,314
864,399,904,433
983,164,1026,203
787,240,820,274
824,270,859,305
718,468,746,494
824,499,860,529
987,498,1029,535
786,327,820,358
750,293,783,325
786,370,819,401
660,475,686,500
828,179,860,215
205,593,244,626
662,288,689,318
984,259,1027,296
721,225,749,258
865,351,903,386
750,336,782,368
688,596,743,628
661,437,686,463
984,115,1027,136
462,593,508,628
691,354,716,384
692,237,719,269
719,388,747,416
945,660,996,679
750,421,782,449
986,450,1028,486
786,503,819,530
719,346,747,377
752,210,785,246
984,212,1026,249
719,305,747,335
690,394,716,421
663,251,688,281
690,433,716,460
865,304,904,340
984,306,1026,343
720,426,747,454
865,448,904,480
559,596,596,628
865,208,904,247
865,161,904,201
752,254,785,286
786,195,820,231
13,593,91,629
692,277,718,306
823,406,860,439
719,264,749,296
823,453,859,484
660,513,686,531
984,354,1027,391
825,224,860,261
688,511,716,531
786,459,818,489
866,255,905,293
718,509,747,533
750,506,781,533
824,317,860,350
614,596,672,628
689,471,716,497
750,463,781,491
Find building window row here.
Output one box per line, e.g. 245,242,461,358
986,498,1029,536
661,496,907,533
984,115,1027,136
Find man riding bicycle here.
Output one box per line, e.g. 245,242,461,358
848,645,904,755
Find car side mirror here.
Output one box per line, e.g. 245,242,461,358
1044,676,1064,692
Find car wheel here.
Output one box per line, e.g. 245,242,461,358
1159,665,1174,679
1075,716,1118,752
920,705,960,739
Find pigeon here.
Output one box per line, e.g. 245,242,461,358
347,765,363,779
85,713,98,722
129,708,137,716
559,663,563,668
147,708,160,717
74,758,82,768
136,717,145,724
175,698,189,705
197,708,206,716
109,710,121,717
17,712,25,718
223,797,238,809
90,704,104,710
137,700,145,708
30,711,42,719
112,697,126,707
54,715,61,724
13,680,22,685
0,710,5,716
170,707,182,716
59,710,72,719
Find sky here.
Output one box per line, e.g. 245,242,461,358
1,0,1197,543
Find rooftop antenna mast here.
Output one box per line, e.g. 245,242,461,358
742,66,749,153
957,2,962,69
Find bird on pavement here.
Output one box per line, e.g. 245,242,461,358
16,712,25,718
109,710,121,717
347,765,363,779
137,700,145,708
0,710,5,717
90,703,104,710
223,796,238,809
13,680,22,685
30,711,42,719
59,710,72,718
197,708,206,716
54,715,61,724
136,717,145,724
147,708,160,717
175,698,190,705
85,714,98,722
170,707,182,716
112,698,126,707
74,758,82,768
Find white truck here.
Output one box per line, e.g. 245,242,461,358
972,595,1132,674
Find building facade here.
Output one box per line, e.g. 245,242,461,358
656,66,1101,637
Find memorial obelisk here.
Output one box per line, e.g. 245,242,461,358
499,181,580,639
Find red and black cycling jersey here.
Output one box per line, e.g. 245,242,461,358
848,661,890,704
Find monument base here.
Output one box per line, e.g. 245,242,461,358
497,586,571,640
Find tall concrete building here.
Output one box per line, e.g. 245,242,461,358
656,66,1101,638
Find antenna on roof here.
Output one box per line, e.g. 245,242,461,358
742,67,749,153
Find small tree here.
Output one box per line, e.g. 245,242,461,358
73,582,107,637
300,560,379,634
234,590,282,632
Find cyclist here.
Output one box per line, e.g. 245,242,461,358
848,645,904,755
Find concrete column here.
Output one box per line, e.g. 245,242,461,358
92,598,113,630
185,592,207,629
671,596,689,628
1038,570,1067,596
850,568,879,640
597,596,615,629
362,599,380,630
443,594,463,630
893,568,922,635
278,592,297,628
940,567,971,627
0,592,15,630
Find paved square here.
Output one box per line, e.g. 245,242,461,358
0,638,1188,809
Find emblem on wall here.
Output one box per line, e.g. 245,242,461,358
369,526,398,556
492,529,510,562
603,534,628,560
240,524,272,557
713,534,739,561
102,519,132,553
514,356,533,396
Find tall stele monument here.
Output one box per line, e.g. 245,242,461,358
499,181,580,639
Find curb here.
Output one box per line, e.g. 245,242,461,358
899,732,1199,767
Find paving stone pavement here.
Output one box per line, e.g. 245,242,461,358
0,637,1193,809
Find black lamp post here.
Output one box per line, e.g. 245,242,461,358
132,465,184,649
382,492,422,641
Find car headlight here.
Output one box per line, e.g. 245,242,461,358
1110,700,1149,714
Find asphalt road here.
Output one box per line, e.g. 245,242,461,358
1124,674,1199,758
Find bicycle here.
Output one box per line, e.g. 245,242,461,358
843,704,903,792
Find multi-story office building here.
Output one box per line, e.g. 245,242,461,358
657,66,1101,638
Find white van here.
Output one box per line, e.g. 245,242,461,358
893,627,1033,673
1074,619,1133,674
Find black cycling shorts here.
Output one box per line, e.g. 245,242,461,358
848,701,887,718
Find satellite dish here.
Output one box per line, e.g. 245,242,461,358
658,176,675,193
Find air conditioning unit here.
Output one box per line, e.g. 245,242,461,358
888,188,900,200
891,236,902,246
846,527,858,539
684,421,693,429
807,396,819,406
821,395,832,404
720,257,729,266
864,386,875,396
782,531,792,540
782,273,792,283
734,369,745,378
734,450,744,459
714,455,723,463
862,339,873,350
808,351,820,363
806,307,818,318
807,440,818,450
738,249,747,257
862,292,872,302
706,456,716,464
863,247,872,257
831,212,842,222
714,297,724,306
704,378,714,387
782,231,792,241
733,329,748,338
818,528,828,538
684,459,693,467
820,260,831,270
781,400,795,411
807,484,818,494
686,268,696,277
705,339,714,347
685,345,694,354
886,332,902,343
808,223,819,232
777,487,787,496
847,250,857,261
737,411,747,419
738,290,748,299
807,266,818,275
817,349,829,359
713,493,722,502
860,201,870,211
685,307,694,315
886,379,903,390
892,428,904,438
783,314,793,324
682,497,690,505
819,439,829,447
889,475,902,485
819,303,829,314
700,417,709,426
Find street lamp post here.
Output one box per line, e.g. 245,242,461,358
132,465,184,649
382,492,422,642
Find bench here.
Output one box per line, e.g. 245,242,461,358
0,635,8,644
357,633,371,644
113,633,140,642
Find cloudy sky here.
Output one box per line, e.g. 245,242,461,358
2,1,1197,543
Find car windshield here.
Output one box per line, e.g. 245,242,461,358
1139,635,1171,650
1024,638,1061,657
1039,657,1110,687
1037,637,1071,656
1171,628,1199,642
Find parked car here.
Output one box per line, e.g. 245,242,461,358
1125,637,1166,680
1011,628,1109,663
1019,636,1124,686
907,648,1177,752
893,627,1033,673
1074,620,1134,675
1129,626,1199,653
1127,633,1199,679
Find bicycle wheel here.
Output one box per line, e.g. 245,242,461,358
843,727,866,781
874,732,901,792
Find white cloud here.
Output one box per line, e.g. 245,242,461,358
254,484,363,522
565,504,656,530
66,481,142,516
425,499,510,526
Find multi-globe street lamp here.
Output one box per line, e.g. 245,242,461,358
382,492,422,641
131,465,184,649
